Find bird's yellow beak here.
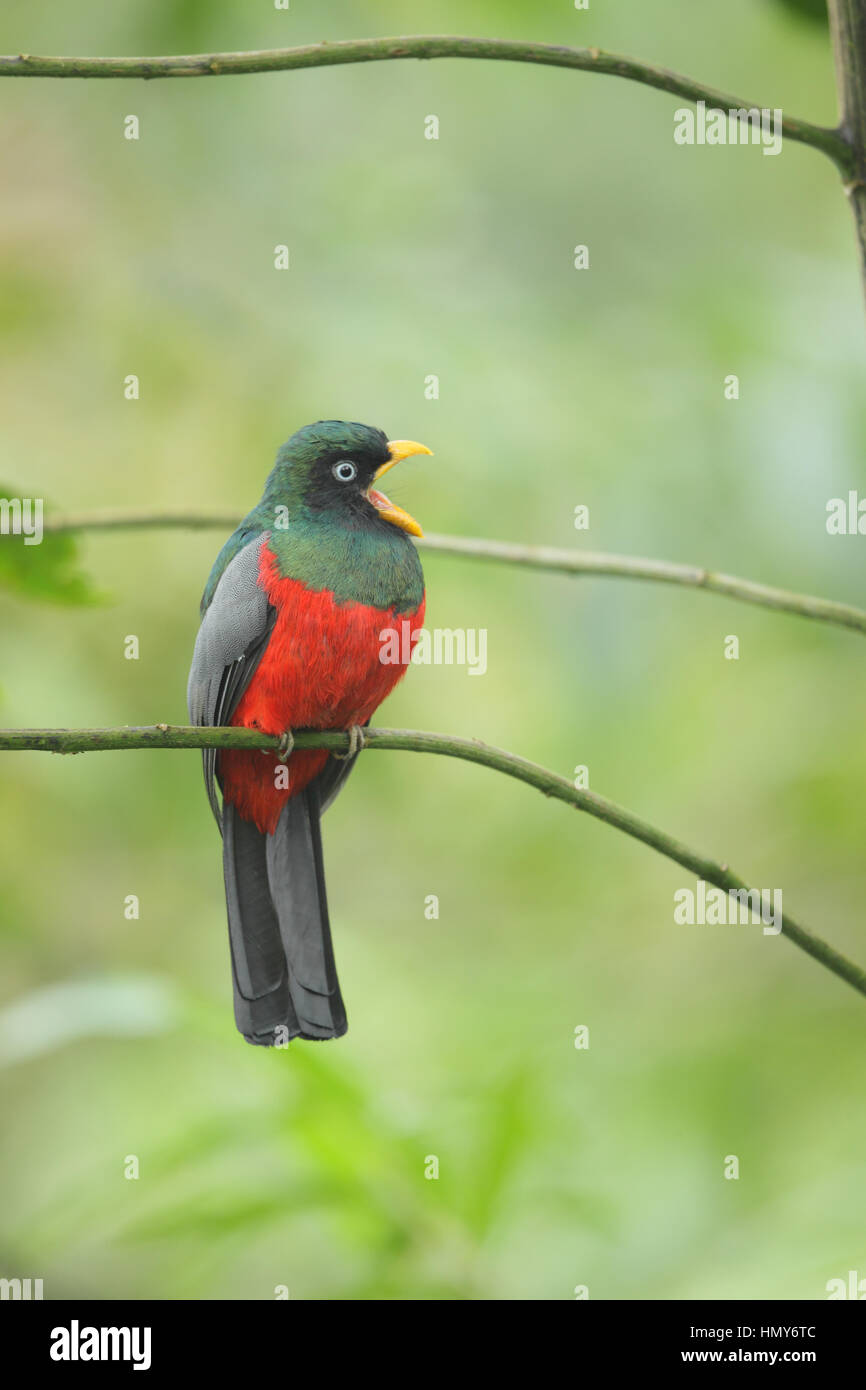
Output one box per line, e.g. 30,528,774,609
368,440,433,538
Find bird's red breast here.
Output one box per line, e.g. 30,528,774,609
220,542,425,833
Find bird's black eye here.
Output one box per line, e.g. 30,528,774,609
332,460,357,483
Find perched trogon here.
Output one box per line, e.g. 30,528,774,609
187,420,431,1047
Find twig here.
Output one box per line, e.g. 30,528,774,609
40,509,866,637
0,35,852,174
419,534,866,636
1,722,864,1001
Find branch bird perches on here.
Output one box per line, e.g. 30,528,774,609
0,723,864,1004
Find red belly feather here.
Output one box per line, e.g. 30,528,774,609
220,543,425,833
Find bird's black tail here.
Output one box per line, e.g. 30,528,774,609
222,785,347,1046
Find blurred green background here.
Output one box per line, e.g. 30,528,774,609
1,0,864,1301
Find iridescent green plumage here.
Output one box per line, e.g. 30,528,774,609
202,420,423,613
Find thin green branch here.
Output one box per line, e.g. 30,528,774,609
43,510,241,535
0,722,863,1001
419,534,866,636
0,35,852,174
41,508,866,636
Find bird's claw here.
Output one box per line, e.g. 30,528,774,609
333,724,366,761
277,730,294,763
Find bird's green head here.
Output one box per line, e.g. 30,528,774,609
263,419,432,537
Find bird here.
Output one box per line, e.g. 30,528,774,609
187,420,431,1047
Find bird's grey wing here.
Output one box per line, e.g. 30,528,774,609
187,535,276,831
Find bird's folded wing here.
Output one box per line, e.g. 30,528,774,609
186,534,276,830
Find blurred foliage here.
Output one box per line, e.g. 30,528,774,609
0,0,864,1301
0,496,99,604
770,0,828,27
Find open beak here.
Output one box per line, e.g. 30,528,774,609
367,439,432,538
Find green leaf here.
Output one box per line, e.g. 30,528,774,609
0,488,103,604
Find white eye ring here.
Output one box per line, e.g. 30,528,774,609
332,460,357,482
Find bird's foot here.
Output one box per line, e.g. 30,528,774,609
333,724,366,760
277,730,294,763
